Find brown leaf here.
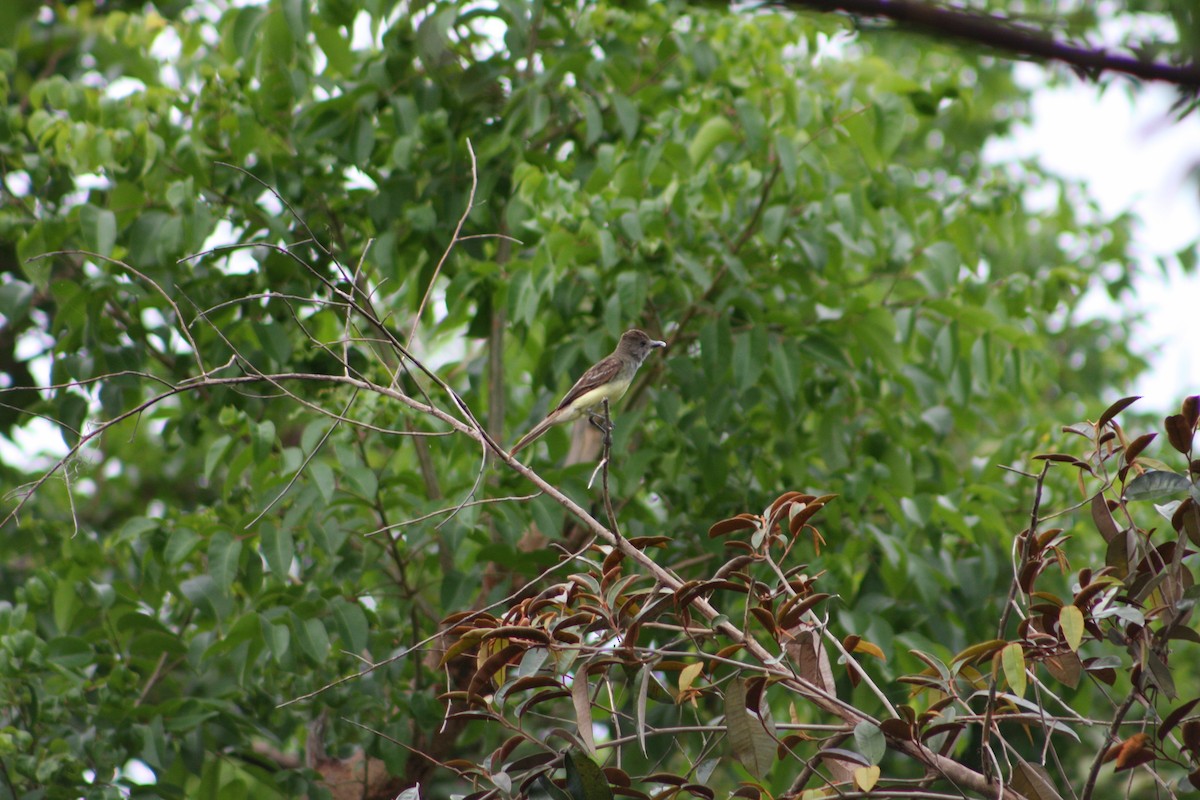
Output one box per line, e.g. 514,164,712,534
768,491,810,523
1165,414,1193,454
1159,697,1200,740
1011,759,1065,800
1171,498,1200,546
1062,423,1094,439
627,535,671,549
1123,432,1156,466
1090,493,1120,543
1184,395,1200,429
879,717,914,741
1182,720,1200,754
708,515,760,538
951,639,1007,666
1098,396,1141,429
1043,650,1082,688
1114,732,1152,771
467,643,524,700
849,638,886,661
481,626,552,645
749,606,778,637
777,592,831,629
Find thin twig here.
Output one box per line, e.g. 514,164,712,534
408,139,478,351
244,390,359,529
364,492,543,536
599,399,620,538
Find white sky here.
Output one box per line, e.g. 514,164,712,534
986,63,1200,414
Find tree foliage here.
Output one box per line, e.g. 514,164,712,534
1,0,1197,798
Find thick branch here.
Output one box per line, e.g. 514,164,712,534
776,0,1200,88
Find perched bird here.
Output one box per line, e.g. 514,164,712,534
509,329,667,456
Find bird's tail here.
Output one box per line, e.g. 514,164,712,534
508,412,562,456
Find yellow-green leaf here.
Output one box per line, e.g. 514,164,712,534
1001,642,1027,698
1060,605,1085,651
678,661,704,696
854,765,881,792
688,116,735,167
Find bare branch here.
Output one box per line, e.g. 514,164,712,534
779,0,1200,88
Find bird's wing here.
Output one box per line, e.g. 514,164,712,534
553,354,622,412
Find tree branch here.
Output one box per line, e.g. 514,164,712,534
776,0,1200,88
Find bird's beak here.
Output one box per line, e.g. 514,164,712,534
651,339,666,349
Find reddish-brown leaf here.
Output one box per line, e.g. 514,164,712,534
627,535,671,549
922,721,965,742
879,718,914,740
1019,560,1045,594
1033,453,1093,473
506,675,564,695
952,639,1007,666
749,606,778,637
709,515,761,538
1098,396,1141,429
1184,395,1200,429
467,643,524,699
777,593,831,629
1090,493,1120,543
1114,733,1152,771
1165,414,1193,454
1062,423,1094,439
481,626,552,645
1171,498,1200,546
1182,720,1200,754
1044,651,1082,688
1159,698,1200,741
1116,748,1156,772
442,610,497,627
643,773,687,787
768,491,810,522
1123,432,1157,466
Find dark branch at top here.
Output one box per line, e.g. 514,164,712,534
777,0,1200,89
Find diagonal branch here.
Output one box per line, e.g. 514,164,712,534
776,0,1200,88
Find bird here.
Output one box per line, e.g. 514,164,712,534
509,329,667,456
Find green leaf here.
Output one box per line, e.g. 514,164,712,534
207,531,242,592
688,116,735,167
0,280,34,321
313,18,353,74
205,435,233,482
165,526,201,565
179,575,231,621
1002,642,1026,698
761,205,787,246
853,720,886,765
581,94,603,147
563,750,613,800
262,619,290,663
1060,605,1084,651
259,523,294,579
46,636,94,669
611,93,638,143
725,678,776,778
330,598,368,653
293,615,331,663
1125,470,1190,502
78,204,117,256
56,392,87,448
